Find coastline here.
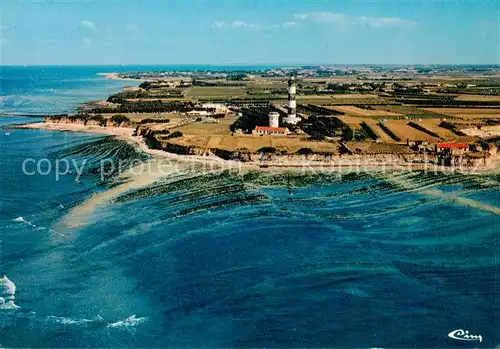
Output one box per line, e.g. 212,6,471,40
19,122,256,168
18,122,499,174
98,72,147,82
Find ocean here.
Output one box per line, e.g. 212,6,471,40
0,66,498,347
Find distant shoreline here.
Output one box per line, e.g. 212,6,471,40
97,72,146,82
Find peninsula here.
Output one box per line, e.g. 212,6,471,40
28,65,500,170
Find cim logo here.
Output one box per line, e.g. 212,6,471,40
448,329,483,343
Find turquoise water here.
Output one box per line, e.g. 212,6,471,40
0,67,499,347
0,65,282,116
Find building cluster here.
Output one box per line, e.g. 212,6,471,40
252,77,300,136
187,103,231,117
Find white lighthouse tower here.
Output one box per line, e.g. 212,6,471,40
284,76,300,124
268,111,280,128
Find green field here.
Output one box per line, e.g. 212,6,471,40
185,86,247,99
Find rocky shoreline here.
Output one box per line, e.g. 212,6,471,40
18,118,499,173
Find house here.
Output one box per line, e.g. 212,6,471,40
407,140,431,152
407,139,429,147
201,103,229,114
202,117,218,124
253,126,290,136
436,143,469,155
436,143,470,166
187,110,210,117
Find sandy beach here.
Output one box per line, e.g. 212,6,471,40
19,122,257,168
98,72,147,82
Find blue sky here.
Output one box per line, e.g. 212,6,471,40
0,0,498,65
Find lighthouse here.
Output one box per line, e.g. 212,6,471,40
284,76,300,124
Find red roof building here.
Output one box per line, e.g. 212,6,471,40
436,143,468,149
436,143,469,154
253,126,290,135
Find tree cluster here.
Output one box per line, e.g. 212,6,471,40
92,101,196,114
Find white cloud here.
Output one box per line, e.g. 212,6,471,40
213,20,289,30
294,12,417,29
232,20,248,28
82,37,93,44
80,20,98,31
125,23,140,33
358,16,417,28
212,21,225,29
283,21,298,28
295,12,349,25
231,21,266,30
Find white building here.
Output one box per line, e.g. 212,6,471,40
187,110,210,117
201,103,229,114
268,111,280,128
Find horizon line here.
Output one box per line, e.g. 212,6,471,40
1,63,500,67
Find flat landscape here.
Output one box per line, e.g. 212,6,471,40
169,134,341,154
185,86,247,99
71,65,500,160
423,108,500,118
454,94,500,102
331,105,402,117
383,120,439,142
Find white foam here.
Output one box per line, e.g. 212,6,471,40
0,275,19,310
12,216,40,229
0,298,20,310
0,275,16,300
46,315,103,326
43,314,146,329
107,315,147,328
344,287,368,297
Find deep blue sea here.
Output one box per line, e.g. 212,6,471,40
0,66,499,348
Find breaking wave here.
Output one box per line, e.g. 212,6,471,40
45,315,104,326
0,273,146,328
12,216,36,228
0,276,19,310
107,315,148,328
44,314,147,329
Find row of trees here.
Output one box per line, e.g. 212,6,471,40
47,114,132,127
107,91,149,103
230,105,275,132
92,101,196,114
297,104,344,116
256,147,338,156
192,80,245,87
302,115,354,141
407,122,442,139
439,121,466,136
398,98,500,107
378,122,401,142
